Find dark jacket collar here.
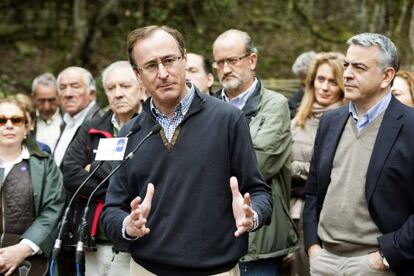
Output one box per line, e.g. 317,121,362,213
365,95,404,202
242,79,262,122
26,135,48,158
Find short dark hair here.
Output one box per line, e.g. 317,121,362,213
201,56,213,75
127,25,186,70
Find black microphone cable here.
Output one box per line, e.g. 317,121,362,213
75,124,161,264
49,122,141,275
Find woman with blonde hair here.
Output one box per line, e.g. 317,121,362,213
288,52,345,276
391,70,414,107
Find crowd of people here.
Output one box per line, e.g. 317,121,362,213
0,25,413,276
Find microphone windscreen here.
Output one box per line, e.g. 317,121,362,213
151,124,162,134
128,123,141,136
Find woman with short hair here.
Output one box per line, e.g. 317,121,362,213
0,97,64,275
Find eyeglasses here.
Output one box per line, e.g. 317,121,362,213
213,53,251,69
0,116,26,127
35,98,57,104
137,55,183,76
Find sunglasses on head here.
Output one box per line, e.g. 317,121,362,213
0,116,26,127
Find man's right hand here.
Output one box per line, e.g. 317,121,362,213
307,244,322,257
125,183,155,238
0,243,32,276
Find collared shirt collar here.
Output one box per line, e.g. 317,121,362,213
150,84,195,142
0,146,30,163
0,146,30,183
22,146,30,159
150,84,195,119
36,108,61,125
111,113,121,136
348,92,392,131
111,105,142,137
220,78,258,110
63,101,96,126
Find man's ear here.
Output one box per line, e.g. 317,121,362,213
134,68,144,86
89,88,97,100
249,53,258,71
207,73,214,88
381,67,396,89
182,50,188,67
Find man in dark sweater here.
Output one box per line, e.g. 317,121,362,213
101,25,272,276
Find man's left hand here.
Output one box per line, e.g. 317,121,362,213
0,243,33,276
368,251,388,271
230,176,254,237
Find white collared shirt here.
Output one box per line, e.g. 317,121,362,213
35,109,63,152
53,101,96,167
111,114,121,136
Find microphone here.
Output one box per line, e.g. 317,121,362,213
125,121,142,137
52,122,141,260
75,124,161,263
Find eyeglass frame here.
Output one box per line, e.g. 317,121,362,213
0,116,26,127
135,55,184,76
212,53,251,69
34,98,58,105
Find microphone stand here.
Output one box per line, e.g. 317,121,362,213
75,124,161,264
50,122,141,264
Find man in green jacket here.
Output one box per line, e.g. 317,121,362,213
213,29,298,275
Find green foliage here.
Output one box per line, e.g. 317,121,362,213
15,41,37,57
0,73,17,97
0,0,413,96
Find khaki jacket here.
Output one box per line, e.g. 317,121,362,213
240,80,299,261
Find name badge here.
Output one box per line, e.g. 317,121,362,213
95,138,128,161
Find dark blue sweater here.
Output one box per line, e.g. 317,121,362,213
102,90,272,275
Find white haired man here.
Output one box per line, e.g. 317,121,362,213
53,66,102,167
62,61,144,275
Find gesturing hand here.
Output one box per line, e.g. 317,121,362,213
125,183,155,238
230,176,254,237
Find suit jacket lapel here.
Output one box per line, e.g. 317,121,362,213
319,106,349,193
366,97,403,203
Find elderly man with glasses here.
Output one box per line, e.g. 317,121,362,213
213,29,298,276
101,25,272,276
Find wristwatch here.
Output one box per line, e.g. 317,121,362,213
251,211,259,231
